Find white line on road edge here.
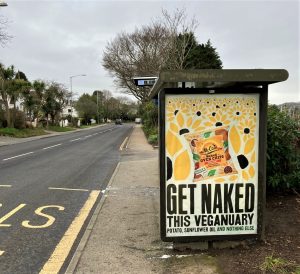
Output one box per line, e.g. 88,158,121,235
119,136,128,151
0,251,5,256
40,190,100,274
3,152,34,161
70,138,81,142
0,185,12,188
42,144,62,150
48,187,89,192
84,135,92,138
65,162,120,274
125,126,135,149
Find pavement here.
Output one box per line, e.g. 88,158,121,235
68,125,219,274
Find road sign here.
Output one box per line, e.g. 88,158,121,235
132,77,157,87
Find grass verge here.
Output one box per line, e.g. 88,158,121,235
79,124,100,129
260,255,300,274
0,128,48,138
47,126,75,132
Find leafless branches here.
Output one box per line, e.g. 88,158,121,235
161,8,198,69
0,15,12,47
102,8,198,102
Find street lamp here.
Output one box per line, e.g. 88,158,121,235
0,1,8,7
95,90,103,124
69,74,86,124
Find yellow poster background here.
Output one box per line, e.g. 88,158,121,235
165,94,259,184
165,93,260,236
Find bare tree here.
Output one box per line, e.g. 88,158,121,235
0,15,12,46
161,8,198,69
102,8,198,102
103,23,170,102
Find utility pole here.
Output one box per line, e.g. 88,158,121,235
69,74,86,125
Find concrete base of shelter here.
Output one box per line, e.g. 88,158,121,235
173,241,209,251
173,239,255,251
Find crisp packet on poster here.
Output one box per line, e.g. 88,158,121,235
184,127,237,182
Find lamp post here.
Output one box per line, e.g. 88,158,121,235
69,74,86,124
97,91,99,124
95,90,102,124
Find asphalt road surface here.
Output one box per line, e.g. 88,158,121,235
0,123,133,274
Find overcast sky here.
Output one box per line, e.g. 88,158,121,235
0,0,299,104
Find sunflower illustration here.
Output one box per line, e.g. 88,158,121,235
185,99,208,120
229,125,256,181
204,111,231,128
237,116,256,142
203,103,220,119
241,99,257,118
227,103,248,122
168,114,206,136
166,99,189,122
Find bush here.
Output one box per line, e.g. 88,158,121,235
148,134,158,145
267,105,300,191
139,101,158,145
139,101,158,129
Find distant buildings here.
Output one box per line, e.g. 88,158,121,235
61,99,78,118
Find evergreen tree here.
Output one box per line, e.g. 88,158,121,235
184,39,223,69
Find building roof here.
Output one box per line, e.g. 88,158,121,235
149,69,289,99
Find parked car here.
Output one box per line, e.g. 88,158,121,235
135,118,142,124
115,119,122,125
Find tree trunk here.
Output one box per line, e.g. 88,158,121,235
4,102,12,128
46,115,49,129
12,100,16,128
0,90,12,128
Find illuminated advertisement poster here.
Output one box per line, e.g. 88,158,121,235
164,93,260,238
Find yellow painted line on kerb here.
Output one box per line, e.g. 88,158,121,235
0,251,5,256
0,185,12,188
40,190,100,274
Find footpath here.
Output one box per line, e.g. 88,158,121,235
68,125,219,274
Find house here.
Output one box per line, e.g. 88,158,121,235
61,99,78,118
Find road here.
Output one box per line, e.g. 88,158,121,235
0,123,132,274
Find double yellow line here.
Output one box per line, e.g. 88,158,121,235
40,190,100,274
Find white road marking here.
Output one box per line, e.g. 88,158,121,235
3,152,34,161
84,135,92,138
40,190,100,274
119,137,128,151
42,144,62,150
0,251,5,256
70,138,81,142
48,187,89,192
0,185,12,188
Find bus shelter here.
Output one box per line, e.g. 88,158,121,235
150,69,288,242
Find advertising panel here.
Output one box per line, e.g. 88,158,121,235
162,92,260,239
